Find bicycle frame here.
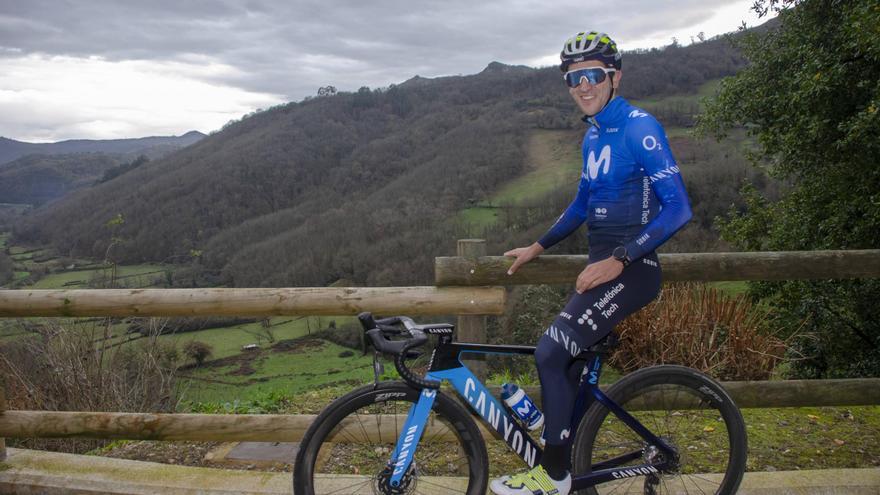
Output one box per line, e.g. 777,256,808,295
385,339,678,491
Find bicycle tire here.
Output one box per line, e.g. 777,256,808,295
293,381,489,495
572,365,747,495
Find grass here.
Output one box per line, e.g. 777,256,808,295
179,338,374,403
27,264,166,289
630,79,722,109
459,129,581,230
709,281,749,297
744,406,880,471
162,316,352,361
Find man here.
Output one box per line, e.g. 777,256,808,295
492,31,693,495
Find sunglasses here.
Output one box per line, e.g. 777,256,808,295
563,67,616,87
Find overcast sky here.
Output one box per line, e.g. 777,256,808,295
0,0,772,142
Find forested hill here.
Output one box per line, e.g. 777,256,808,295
0,131,205,166
13,35,747,287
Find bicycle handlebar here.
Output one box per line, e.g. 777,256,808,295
358,312,441,390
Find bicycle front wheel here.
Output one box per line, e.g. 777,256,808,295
573,365,747,495
293,381,488,495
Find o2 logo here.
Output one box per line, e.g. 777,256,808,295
642,135,662,151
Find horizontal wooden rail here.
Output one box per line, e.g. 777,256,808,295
0,379,875,442
435,250,880,286
0,286,506,317
518,377,880,409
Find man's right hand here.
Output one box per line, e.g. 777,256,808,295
504,242,545,275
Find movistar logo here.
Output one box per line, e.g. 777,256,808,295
629,109,648,118
586,145,611,180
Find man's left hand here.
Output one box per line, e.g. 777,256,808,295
576,256,625,294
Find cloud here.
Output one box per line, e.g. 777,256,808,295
0,0,766,140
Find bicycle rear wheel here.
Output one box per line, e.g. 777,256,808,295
573,365,747,495
293,381,488,495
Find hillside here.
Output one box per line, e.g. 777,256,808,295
0,131,206,166
12,35,750,287
0,153,126,206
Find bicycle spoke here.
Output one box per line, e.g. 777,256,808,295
320,477,372,495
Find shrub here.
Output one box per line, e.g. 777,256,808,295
0,318,180,453
183,341,213,366
611,283,787,381
315,322,363,351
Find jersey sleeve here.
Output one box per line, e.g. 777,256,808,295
537,133,592,249
622,115,692,261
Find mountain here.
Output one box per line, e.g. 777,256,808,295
12,33,751,287
0,131,206,166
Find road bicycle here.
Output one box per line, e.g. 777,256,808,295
293,313,747,494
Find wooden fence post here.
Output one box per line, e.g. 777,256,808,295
457,239,488,380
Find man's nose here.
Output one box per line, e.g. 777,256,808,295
576,78,594,90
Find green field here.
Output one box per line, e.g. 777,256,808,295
630,78,722,109
179,337,373,403
27,264,166,289
162,316,353,361
459,129,581,230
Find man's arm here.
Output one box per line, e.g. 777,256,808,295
622,116,692,261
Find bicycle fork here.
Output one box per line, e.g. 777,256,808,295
386,388,437,488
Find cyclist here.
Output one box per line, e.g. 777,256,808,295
494,31,693,495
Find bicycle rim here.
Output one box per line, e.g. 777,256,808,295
295,383,488,495
574,366,747,495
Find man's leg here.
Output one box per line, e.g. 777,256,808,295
536,254,662,479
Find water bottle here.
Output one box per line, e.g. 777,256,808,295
501,383,544,431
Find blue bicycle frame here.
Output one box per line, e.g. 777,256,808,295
384,340,677,491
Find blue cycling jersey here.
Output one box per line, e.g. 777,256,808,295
538,96,692,261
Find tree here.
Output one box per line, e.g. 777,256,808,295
317,85,337,97
183,341,213,366
698,0,880,377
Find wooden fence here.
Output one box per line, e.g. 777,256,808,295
0,246,878,460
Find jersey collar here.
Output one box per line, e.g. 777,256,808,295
582,96,629,130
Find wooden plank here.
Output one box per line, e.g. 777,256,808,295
435,250,880,286
0,412,462,442
514,378,880,409
0,379,876,442
0,286,506,317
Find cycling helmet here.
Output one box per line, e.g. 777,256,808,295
560,31,622,72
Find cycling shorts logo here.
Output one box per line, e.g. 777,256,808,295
594,207,608,219
586,145,611,180
642,135,661,151
577,309,597,331
560,429,570,441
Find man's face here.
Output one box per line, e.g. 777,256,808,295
567,60,622,116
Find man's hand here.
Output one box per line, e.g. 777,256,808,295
576,256,624,293
504,242,545,275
